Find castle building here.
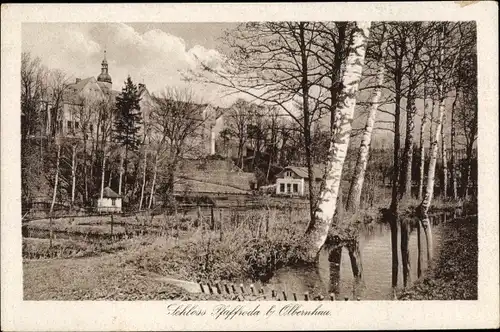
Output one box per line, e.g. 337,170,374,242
31,51,222,157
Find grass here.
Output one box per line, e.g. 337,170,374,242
23,198,472,300
398,215,478,300
23,253,238,300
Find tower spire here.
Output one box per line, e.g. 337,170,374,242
97,48,112,85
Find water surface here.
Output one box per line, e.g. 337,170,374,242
265,215,448,300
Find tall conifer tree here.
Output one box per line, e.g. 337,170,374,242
113,76,142,199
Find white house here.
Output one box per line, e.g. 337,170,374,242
96,187,122,213
275,166,324,196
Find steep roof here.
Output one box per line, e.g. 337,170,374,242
67,77,94,92
281,165,325,180
102,186,121,198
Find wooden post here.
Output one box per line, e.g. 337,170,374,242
282,291,288,301
49,213,53,250
210,206,215,230
198,281,205,293
110,214,114,238
293,293,297,301
141,214,145,236
219,209,223,242
197,205,201,228
266,209,270,236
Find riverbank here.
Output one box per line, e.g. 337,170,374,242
23,202,473,300
398,215,478,300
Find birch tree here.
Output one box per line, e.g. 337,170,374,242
303,22,371,259
399,22,435,201
417,22,462,263
345,25,387,213
418,80,432,200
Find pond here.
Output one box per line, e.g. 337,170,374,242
264,213,452,300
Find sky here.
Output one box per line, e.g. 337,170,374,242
22,22,239,107
21,22,462,149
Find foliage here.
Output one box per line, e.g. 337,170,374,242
113,76,143,152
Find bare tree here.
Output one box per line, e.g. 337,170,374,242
346,23,388,213
21,52,48,141
224,99,253,169
418,22,462,265
187,21,327,224
303,22,371,259
150,88,209,204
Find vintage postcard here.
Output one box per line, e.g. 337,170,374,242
1,2,498,331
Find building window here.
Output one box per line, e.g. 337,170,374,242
293,183,298,193
287,183,291,193
90,124,94,133
280,183,285,193
111,198,116,206
285,171,293,177
74,121,80,130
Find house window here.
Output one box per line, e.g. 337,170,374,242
285,171,293,177
74,121,80,130
111,198,116,206
293,183,298,193
280,183,285,193
287,183,291,193
90,124,94,133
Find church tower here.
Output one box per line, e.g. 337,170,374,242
97,50,112,91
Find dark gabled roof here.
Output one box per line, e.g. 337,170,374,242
67,77,94,92
281,165,325,181
101,186,121,198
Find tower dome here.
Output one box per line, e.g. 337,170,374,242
97,50,112,84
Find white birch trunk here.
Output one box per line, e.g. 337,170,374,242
418,91,430,200
148,154,158,209
418,25,459,264
71,144,77,207
139,148,148,210
450,90,459,200
441,113,448,199
100,151,106,200
346,40,386,213
304,22,371,259
50,142,61,214
118,151,124,196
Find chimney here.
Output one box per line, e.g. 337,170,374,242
76,78,81,83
